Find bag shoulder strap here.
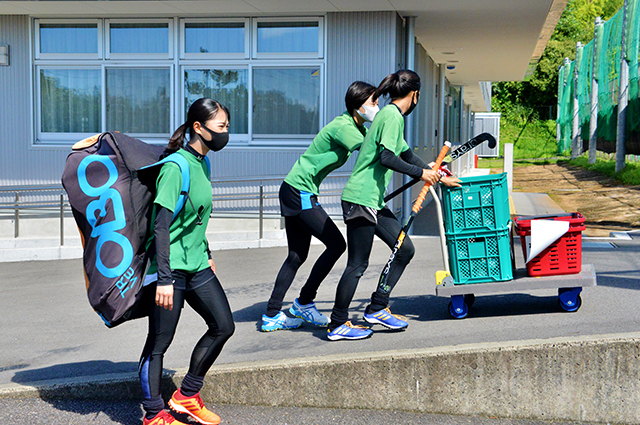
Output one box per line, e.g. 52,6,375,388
141,152,191,221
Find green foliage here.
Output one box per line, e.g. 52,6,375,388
493,0,624,112
492,0,625,168
567,156,640,185
499,116,565,159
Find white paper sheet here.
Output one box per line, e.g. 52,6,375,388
524,219,570,263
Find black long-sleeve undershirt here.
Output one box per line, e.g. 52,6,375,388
380,148,431,179
153,205,173,286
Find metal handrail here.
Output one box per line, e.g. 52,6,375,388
0,173,351,243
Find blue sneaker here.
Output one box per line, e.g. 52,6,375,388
261,311,303,332
327,321,373,341
289,298,329,327
363,307,408,330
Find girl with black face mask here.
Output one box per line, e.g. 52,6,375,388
139,98,234,425
327,70,461,341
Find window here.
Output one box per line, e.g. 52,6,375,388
253,19,323,58
182,20,249,58
107,20,172,58
184,68,249,135
39,68,101,133
253,68,320,136
36,21,100,59
33,17,324,146
106,68,171,135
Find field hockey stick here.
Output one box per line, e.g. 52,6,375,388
383,132,497,203
377,142,451,295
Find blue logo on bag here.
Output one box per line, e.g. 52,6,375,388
77,155,133,279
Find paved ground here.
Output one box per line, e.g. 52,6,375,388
2,232,639,388
2,164,639,424
0,398,601,425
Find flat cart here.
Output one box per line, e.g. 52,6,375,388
428,186,597,319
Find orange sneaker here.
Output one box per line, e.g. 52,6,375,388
168,389,221,425
143,410,187,425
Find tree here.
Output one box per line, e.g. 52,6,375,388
493,0,624,117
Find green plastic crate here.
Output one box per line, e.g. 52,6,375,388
442,173,510,234
446,227,513,284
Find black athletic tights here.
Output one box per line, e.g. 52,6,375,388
330,208,415,329
139,268,234,417
266,206,346,317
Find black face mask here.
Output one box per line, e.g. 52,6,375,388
200,123,229,152
404,91,420,116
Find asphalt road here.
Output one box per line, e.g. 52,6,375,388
2,234,639,387
0,397,601,425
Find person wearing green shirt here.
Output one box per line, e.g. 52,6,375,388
262,82,379,332
139,98,234,425
328,70,461,341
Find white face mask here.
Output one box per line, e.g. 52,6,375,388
357,104,380,122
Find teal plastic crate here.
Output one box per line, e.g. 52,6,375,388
442,173,510,234
446,227,513,284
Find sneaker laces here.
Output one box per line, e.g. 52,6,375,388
384,307,407,321
193,394,205,410
344,321,369,330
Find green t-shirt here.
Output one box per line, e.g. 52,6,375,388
341,104,410,209
152,149,212,273
284,112,366,195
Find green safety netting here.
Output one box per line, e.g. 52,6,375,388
556,0,640,155
626,0,640,134
577,41,593,140
597,9,623,143
558,60,574,153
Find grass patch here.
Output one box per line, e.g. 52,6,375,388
478,157,561,170
500,118,566,159
567,156,640,186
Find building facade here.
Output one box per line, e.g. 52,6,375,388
0,11,470,191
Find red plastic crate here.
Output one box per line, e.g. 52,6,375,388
513,213,586,277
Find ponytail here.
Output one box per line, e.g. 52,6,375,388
374,69,421,100
167,123,189,153
165,97,230,156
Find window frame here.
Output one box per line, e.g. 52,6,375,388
31,16,327,147
252,17,324,60
34,19,103,60
180,18,250,60
105,18,174,60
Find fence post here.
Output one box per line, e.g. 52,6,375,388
259,184,264,240
60,192,64,246
589,17,603,164
571,42,583,159
616,0,629,173
14,192,19,238
504,143,514,193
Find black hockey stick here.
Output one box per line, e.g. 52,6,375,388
383,132,497,203
377,142,451,295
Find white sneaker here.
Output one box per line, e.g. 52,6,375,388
289,298,330,327
261,311,303,332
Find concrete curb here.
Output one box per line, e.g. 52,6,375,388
2,333,639,424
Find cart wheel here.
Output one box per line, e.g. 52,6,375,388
464,294,476,308
449,295,469,319
558,287,583,312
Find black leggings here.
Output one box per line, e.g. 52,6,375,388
139,268,235,405
330,208,415,329
266,207,346,317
